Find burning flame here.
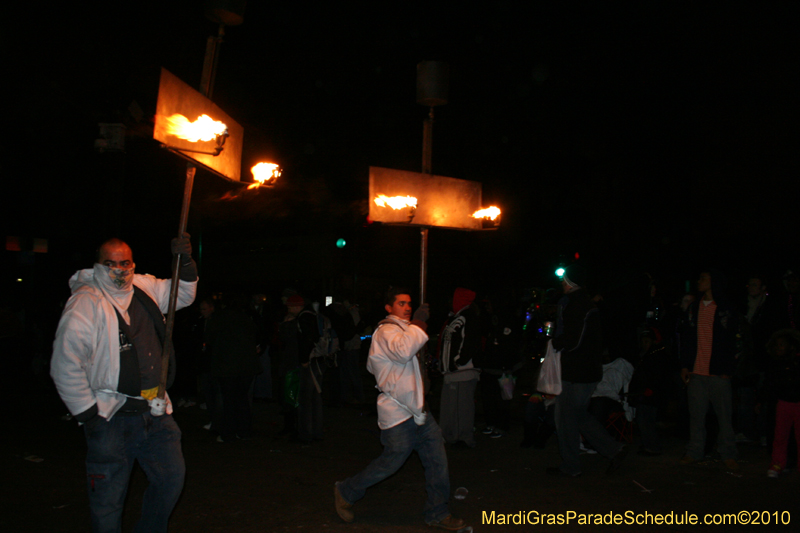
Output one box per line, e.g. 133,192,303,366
374,195,418,210
472,206,501,220
248,163,282,189
164,114,227,142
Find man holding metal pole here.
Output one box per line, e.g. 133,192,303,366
51,236,197,532
335,287,466,531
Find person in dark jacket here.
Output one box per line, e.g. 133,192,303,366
679,270,740,470
438,288,481,448
547,265,627,477
629,328,670,455
207,294,259,442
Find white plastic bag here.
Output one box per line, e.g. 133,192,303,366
498,373,516,400
537,340,562,395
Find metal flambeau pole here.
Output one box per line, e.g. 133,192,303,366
416,61,449,305
157,23,226,401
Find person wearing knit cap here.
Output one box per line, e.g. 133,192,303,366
439,288,481,448
547,265,628,477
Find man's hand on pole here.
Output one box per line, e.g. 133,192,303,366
413,303,430,323
171,233,198,282
171,233,192,257
411,303,430,331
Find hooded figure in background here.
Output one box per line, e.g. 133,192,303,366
438,287,481,448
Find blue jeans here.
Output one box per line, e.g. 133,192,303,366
84,412,185,533
554,381,623,475
338,416,451,524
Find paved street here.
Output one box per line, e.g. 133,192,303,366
5,387,797,532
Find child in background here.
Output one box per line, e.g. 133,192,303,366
765,330,800,478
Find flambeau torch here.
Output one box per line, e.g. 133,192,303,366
472,206,502,229
248,162,282,189
374,194,418,221
152,112,229,415
163,114,228,153
151,0,246,415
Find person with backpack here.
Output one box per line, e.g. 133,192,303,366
439,287,482,448
296,298,335,444
278,295,322,442
323,296,363,405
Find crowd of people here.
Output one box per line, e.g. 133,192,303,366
39,234,800,531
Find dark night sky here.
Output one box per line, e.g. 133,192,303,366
4,1,799,309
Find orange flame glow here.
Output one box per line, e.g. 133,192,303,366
374,195,418,210
248,163,282,189
164,114,227,142
472,206,501,220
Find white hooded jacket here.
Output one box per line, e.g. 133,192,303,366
367,315,428,430
50,268,197,421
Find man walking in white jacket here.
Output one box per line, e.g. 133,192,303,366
334,287,465,531
51,237,197,533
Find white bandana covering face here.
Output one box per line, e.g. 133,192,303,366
109,265,135,289
92,263,136,324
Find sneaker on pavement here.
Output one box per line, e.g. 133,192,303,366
427,514,466,530
334,482,354,523
481,426,495,435
767,464,782,478
489,430,503,438
579,442,598,455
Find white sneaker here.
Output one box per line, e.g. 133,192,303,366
203,423,212,430
579,442,597,454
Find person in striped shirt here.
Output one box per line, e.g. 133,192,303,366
679,270,741,471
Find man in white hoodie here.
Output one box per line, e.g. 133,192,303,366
334,288,465,531
51,237,197,533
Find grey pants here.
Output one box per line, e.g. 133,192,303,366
686,374,737,460
439,378,477,447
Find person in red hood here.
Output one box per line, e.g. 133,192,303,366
438,287,482,448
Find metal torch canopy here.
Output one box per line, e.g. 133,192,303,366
369,166,484,230
154,68,243,181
